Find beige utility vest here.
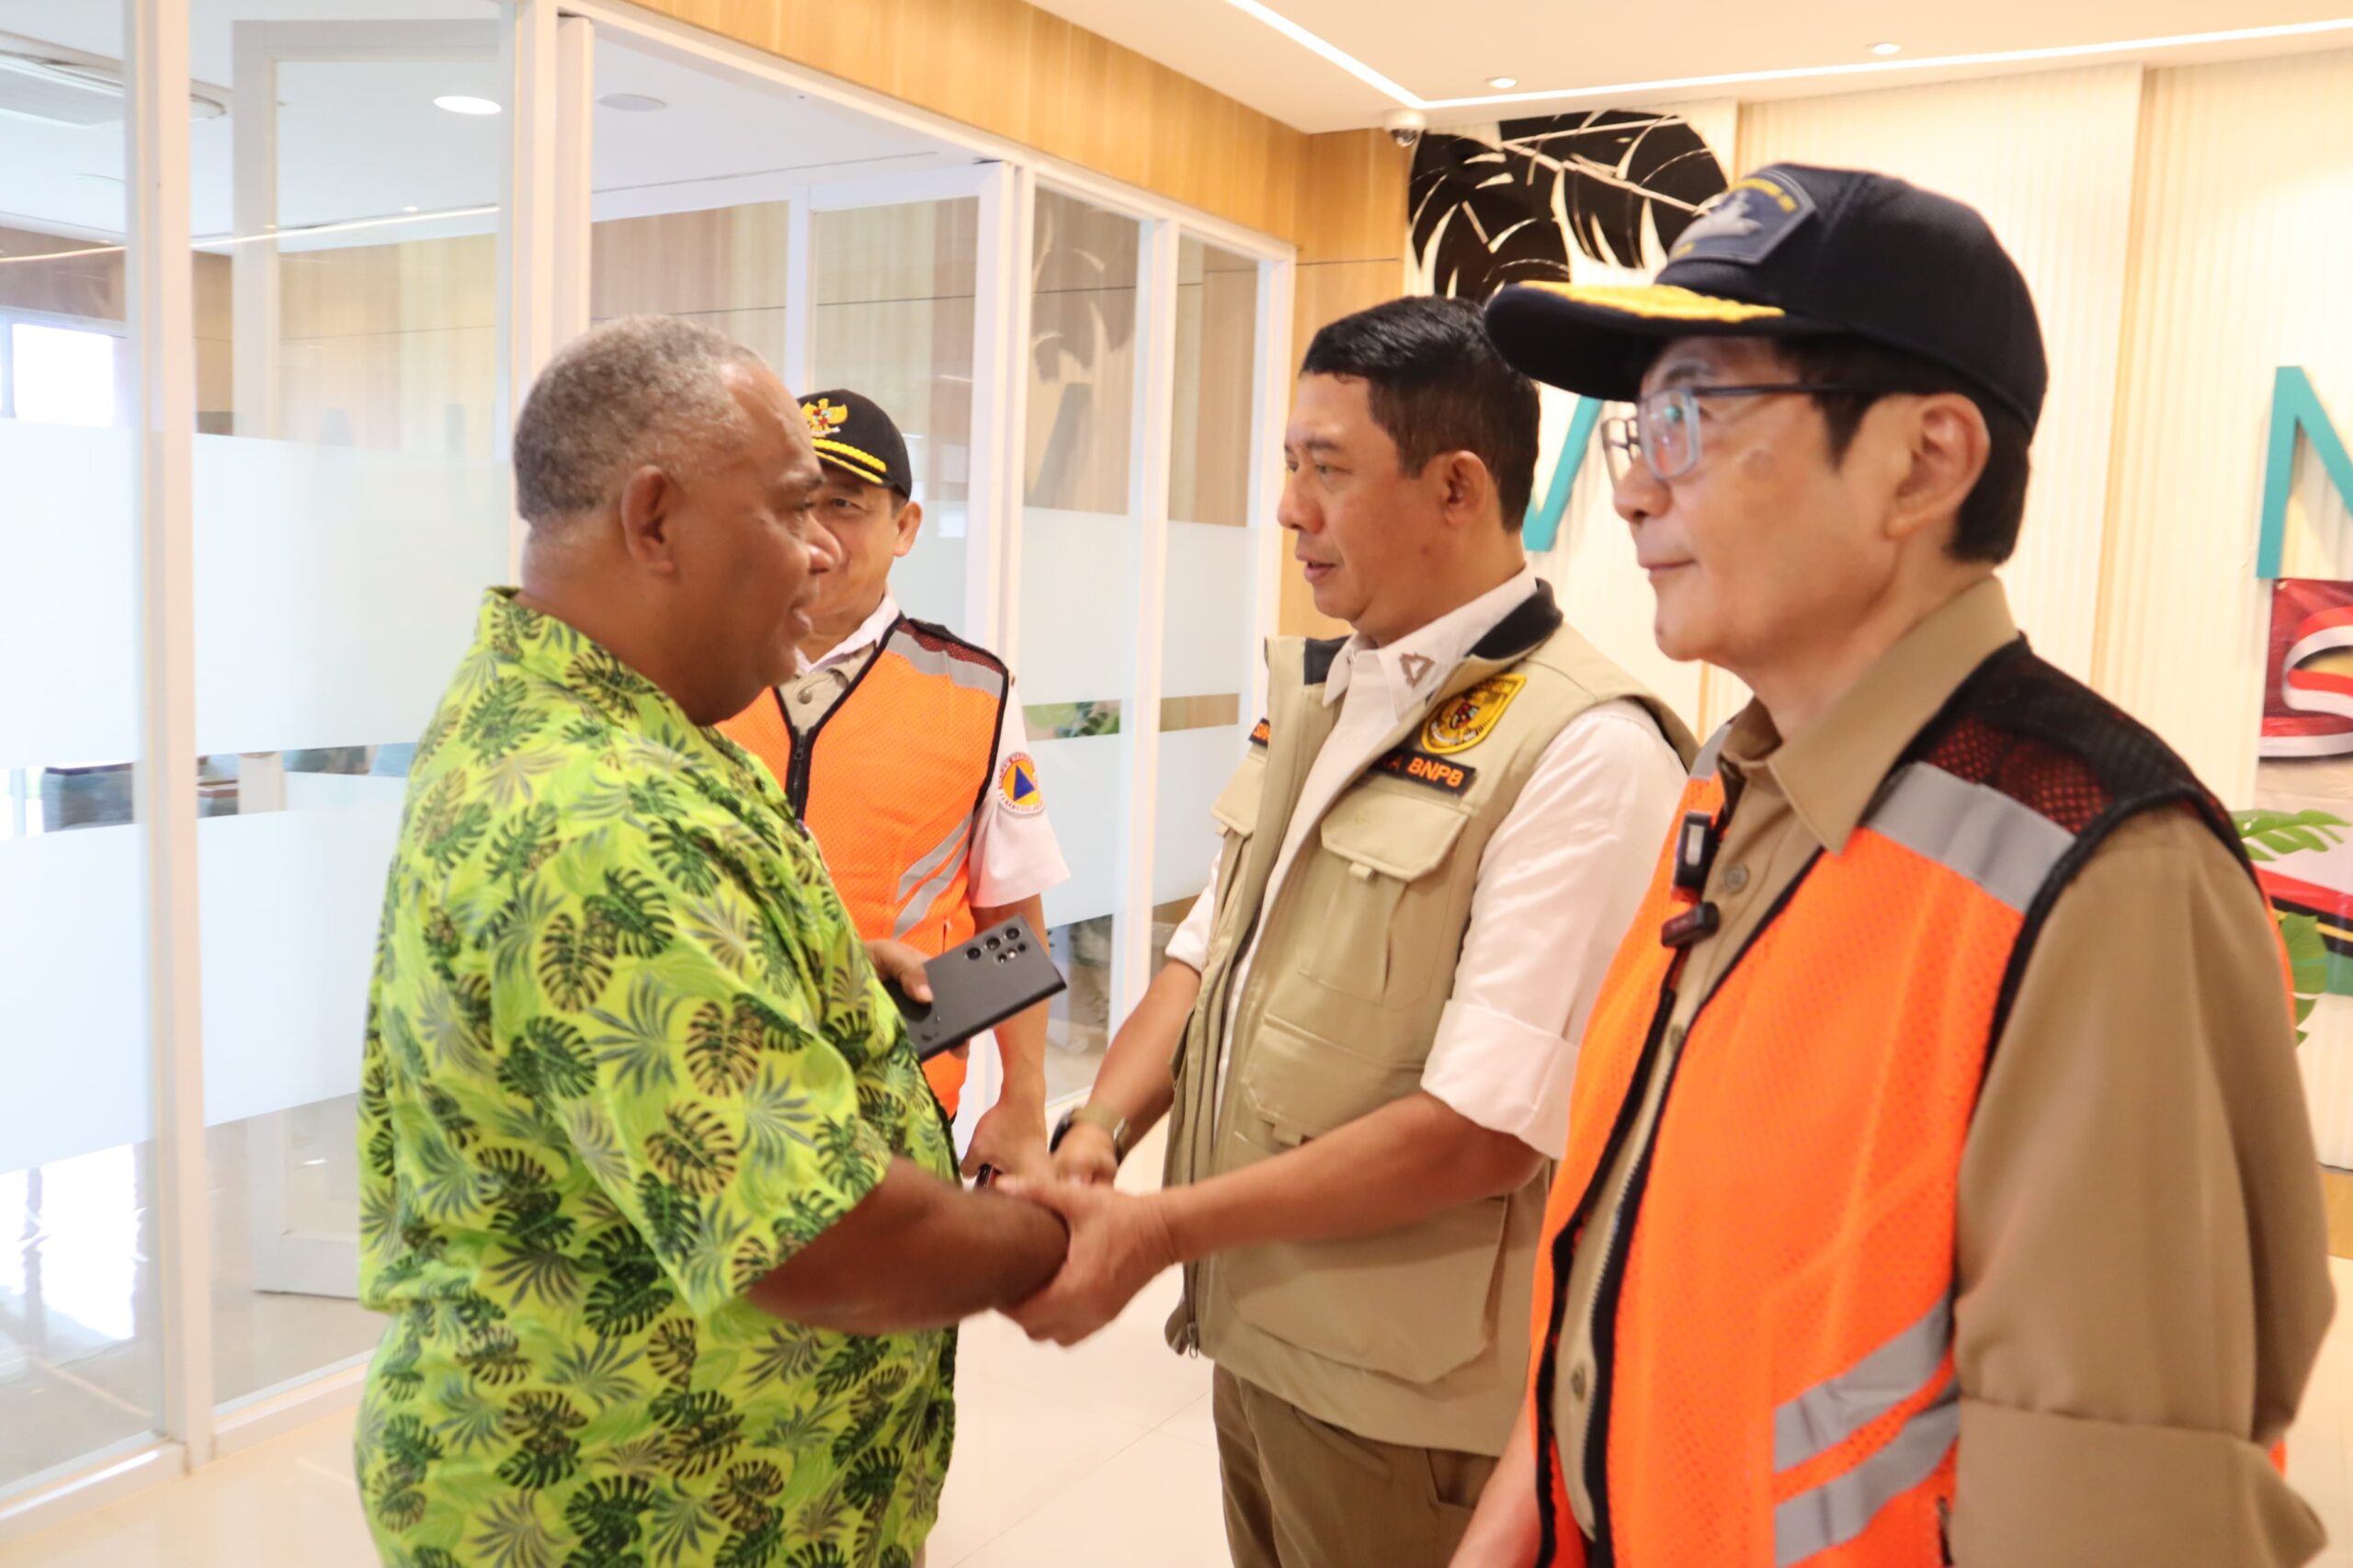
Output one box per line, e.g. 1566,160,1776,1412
1163,585,1697,1454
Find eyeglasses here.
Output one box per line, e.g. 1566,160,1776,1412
1601,382,1893,484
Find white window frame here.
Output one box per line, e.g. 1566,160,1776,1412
0,0,1295,1542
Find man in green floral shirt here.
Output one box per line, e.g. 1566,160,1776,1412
357,317,1068,1568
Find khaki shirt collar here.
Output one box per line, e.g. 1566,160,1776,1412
1722,577,2021,855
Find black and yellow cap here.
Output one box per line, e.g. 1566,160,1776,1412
799,388,915,497
1482,164,2048,434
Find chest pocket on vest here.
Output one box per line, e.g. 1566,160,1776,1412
1211,756,1267,881
1299,789,1470,1009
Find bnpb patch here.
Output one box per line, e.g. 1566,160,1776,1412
998,752,1045,816
1373,746,1476,797
1422,674,1525,756
1248,718,1270,748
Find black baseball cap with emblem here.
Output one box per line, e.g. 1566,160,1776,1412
1482,164,2049,434
799,388,916,499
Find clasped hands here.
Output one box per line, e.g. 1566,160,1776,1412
989,1127,1178,1347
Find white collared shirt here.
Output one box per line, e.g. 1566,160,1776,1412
1163,570,1688,1158
788,595,1069,910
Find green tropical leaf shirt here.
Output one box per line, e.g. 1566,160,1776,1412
355,590,958,1568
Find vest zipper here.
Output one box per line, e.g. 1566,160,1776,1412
1578,1012,1699,1566
1572,849,1821,1563
1533,976,1678,1568
782,617,904,822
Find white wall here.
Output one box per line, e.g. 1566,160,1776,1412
2094,49,2353,1162
1717,51,2353,1158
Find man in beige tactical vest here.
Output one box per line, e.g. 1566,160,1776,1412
995,297,1697,1568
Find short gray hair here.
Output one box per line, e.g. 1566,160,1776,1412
512,315,768,525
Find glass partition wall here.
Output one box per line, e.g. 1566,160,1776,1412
0,0,1290,1536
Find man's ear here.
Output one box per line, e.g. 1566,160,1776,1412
618,465,678,572
892,498,924,560
1437,450,1499,530
1885,393,1989,549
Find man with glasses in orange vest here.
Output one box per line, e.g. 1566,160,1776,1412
722,389,1068,1180
1459,165,2335,1567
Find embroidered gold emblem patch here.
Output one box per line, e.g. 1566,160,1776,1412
802,398,850,437
1421,674,1526,756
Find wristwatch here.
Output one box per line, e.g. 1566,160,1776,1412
1050,1103,1133,1163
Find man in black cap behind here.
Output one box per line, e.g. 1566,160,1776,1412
1454,165,2333,1567
721,390,1068,1177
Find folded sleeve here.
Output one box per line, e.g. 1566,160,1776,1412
1420,701,1688,1157
1949,810,2335,1567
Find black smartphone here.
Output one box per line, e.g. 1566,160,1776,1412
885,914,1067,1062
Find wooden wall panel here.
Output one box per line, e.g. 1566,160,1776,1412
0,232,233,433
276,233,498,454
1028,187,1141,514
638,0,1309,244
1168,244,1258,529
1277,130,1410,639
589,202,791,318
0,225,125,320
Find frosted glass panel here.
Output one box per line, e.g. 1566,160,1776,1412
0,2,163,1489
1019,508,1140,706
0,828,150,1175
1032,734,1125,928
197,803,402,1130
892,529,967,631
1154,726,1249,905
192,1,508,1412
0,422,138,772
1161,519,1258,701
191,436,509,756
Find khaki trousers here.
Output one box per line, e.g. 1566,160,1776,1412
1213,1367,1495,1568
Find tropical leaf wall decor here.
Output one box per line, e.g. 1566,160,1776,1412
1409,109,1731,301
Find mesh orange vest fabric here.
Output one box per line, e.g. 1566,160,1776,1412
1523,644,2246,1567
718,619,1007,1111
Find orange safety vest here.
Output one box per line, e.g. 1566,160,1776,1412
1527,642,2252,1567
719,616,1009,1112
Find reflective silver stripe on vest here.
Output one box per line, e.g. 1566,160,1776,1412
1691,721,1734,782
1773,1298,1950,1471
1773,1381,1959,1565
1864,763,2072,914
887,630,1006,697
893,817,976,939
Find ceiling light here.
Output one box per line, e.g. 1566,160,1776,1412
433,94,500,116
597,92,667,112
402,205,418,212
1870,41,1902,56
1217,3,2353,111
1214,0,1421,103
1486,75,1518,89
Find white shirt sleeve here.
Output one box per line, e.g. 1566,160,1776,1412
1160,857,1222,975
1420,699,1690,1159
966,680,1072,909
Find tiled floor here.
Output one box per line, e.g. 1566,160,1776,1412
7,1146,2353,1567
